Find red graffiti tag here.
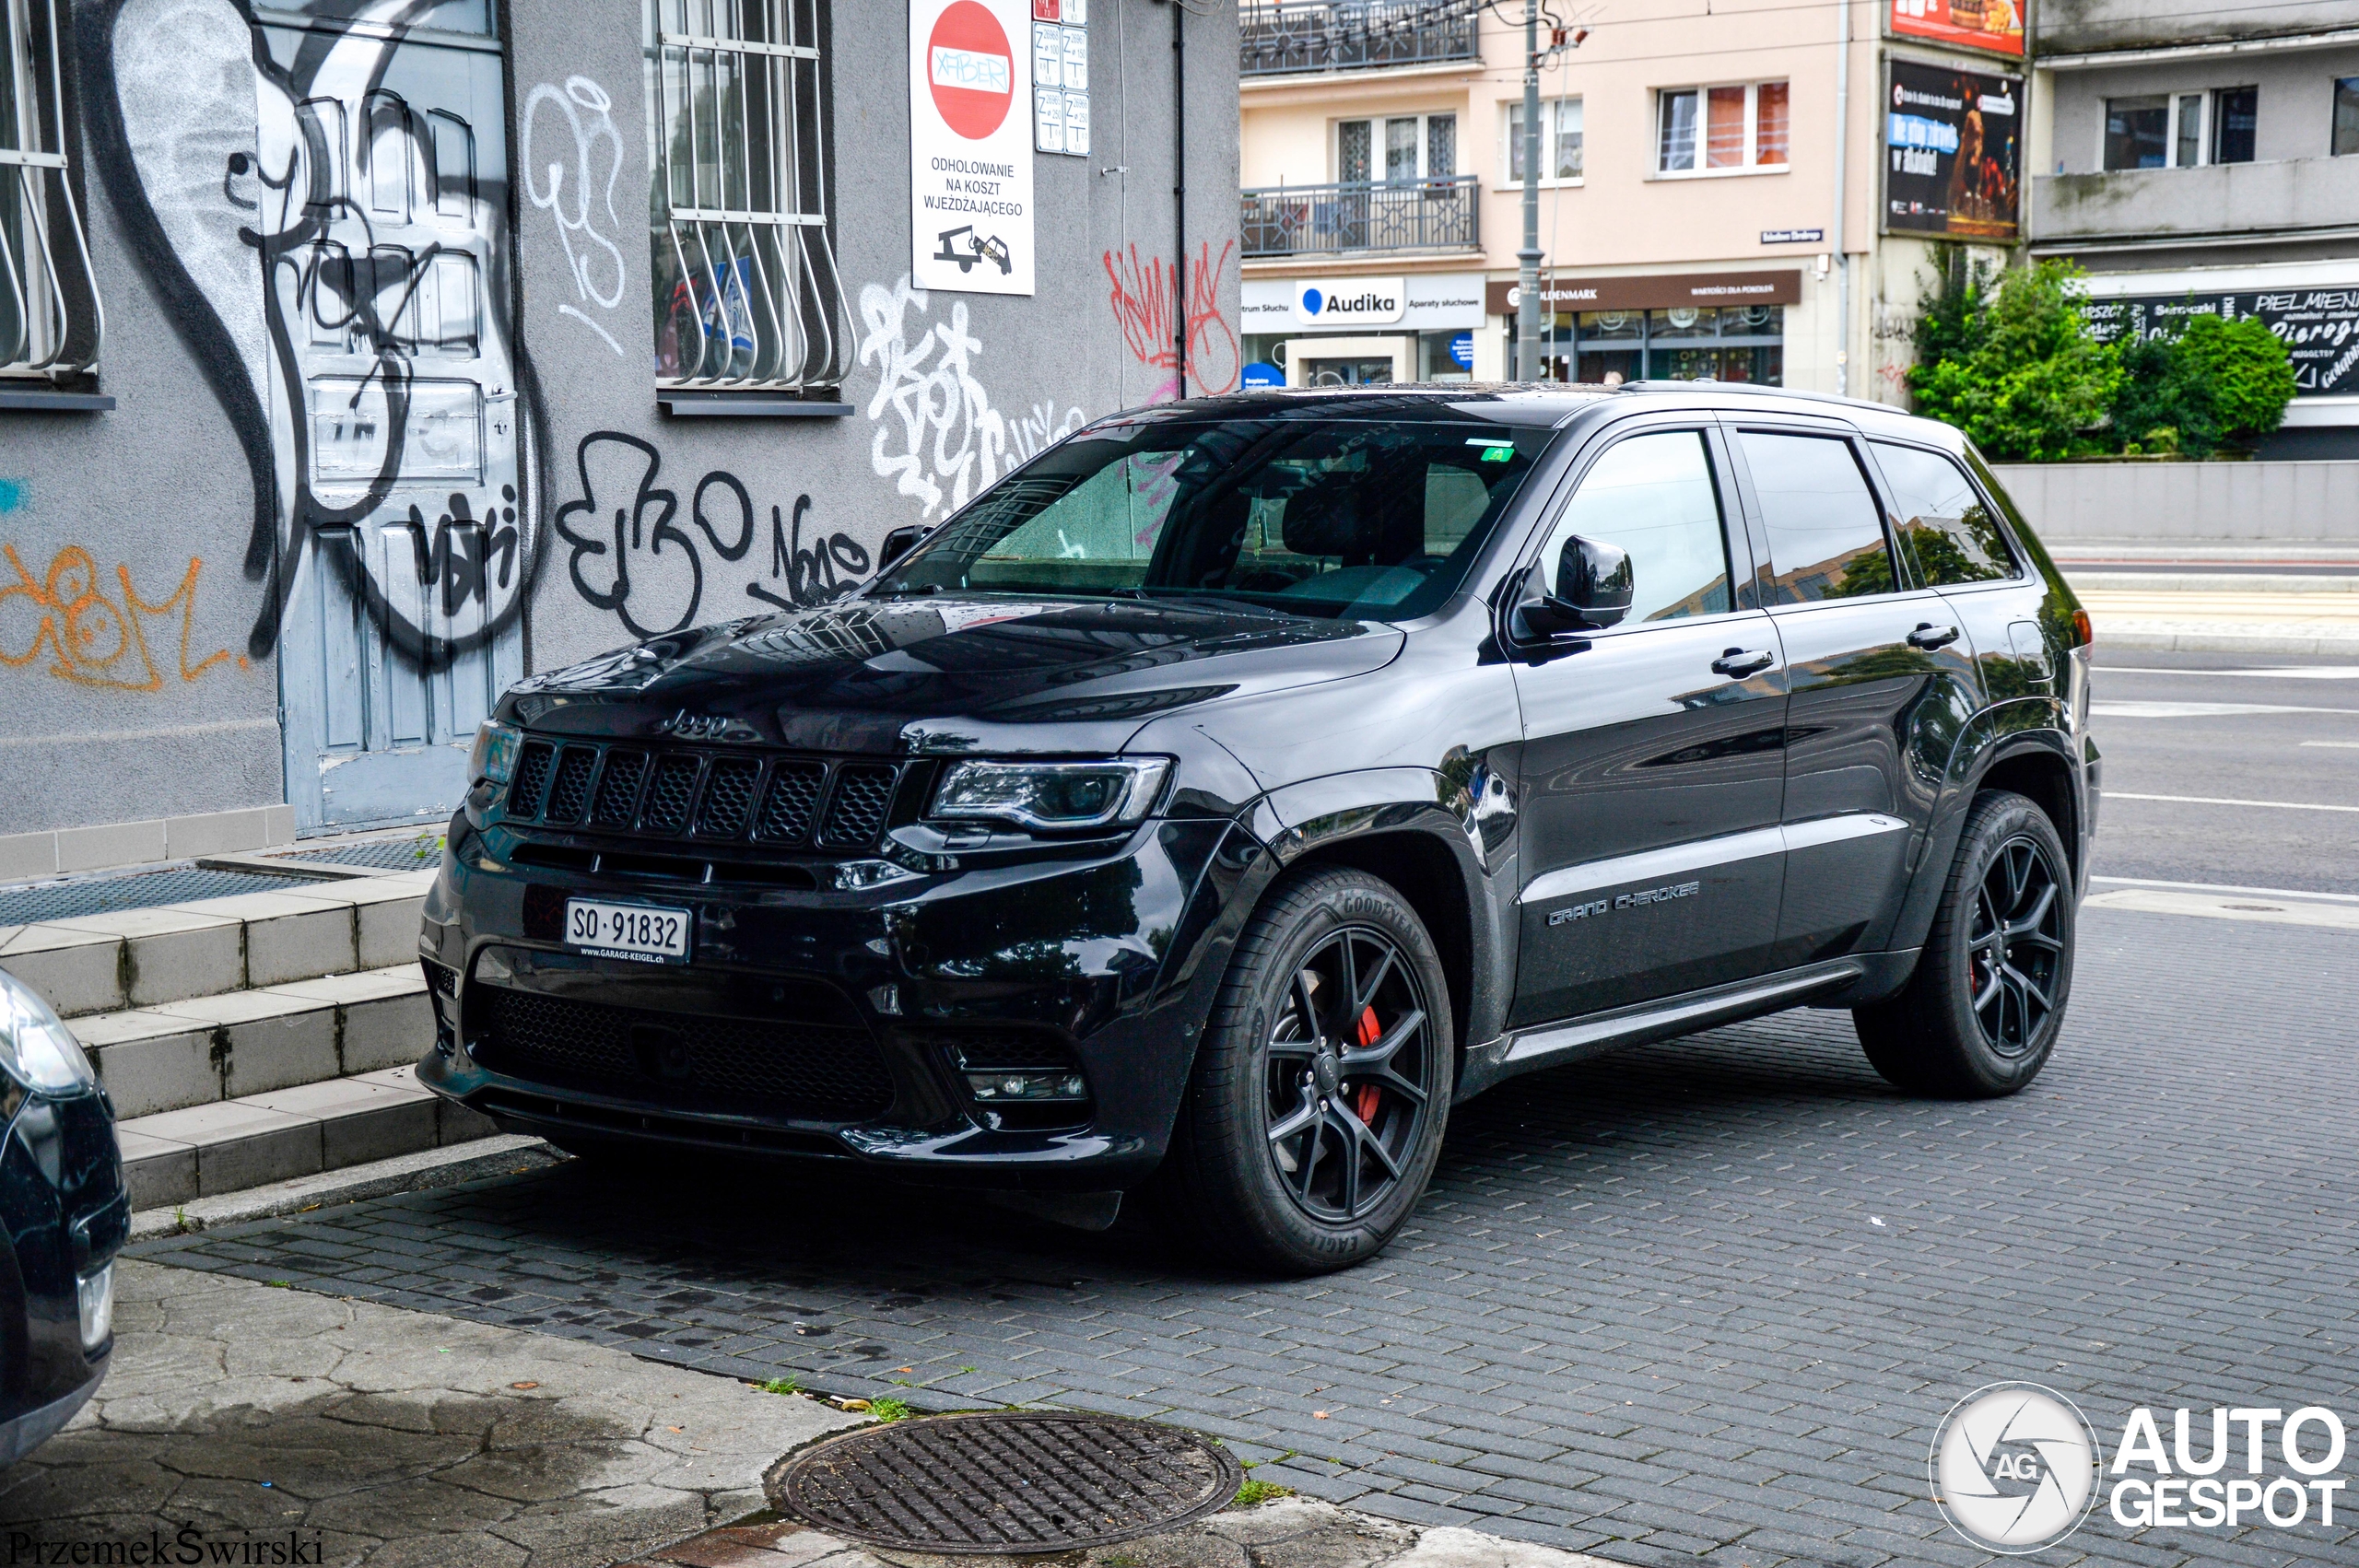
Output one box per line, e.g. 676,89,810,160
1102,240,1240,399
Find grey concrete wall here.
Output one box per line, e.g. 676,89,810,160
2038,0,2359,56
2043,47,2359,182
1989,461,2359,541
0,0,1239,839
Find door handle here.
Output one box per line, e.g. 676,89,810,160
1907,622,1962,650
1712,648,1776,677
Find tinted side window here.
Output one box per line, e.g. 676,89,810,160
1870,442,2017,585
1739,431,1895,603
1539,431,1731,625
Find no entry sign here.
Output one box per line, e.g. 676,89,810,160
910,0,1035,296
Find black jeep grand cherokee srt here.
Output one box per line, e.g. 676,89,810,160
419,385,2096,1274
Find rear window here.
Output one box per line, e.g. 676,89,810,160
872,416,1553,621
1871,441,2018,585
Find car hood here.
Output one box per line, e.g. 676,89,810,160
502,595,1404,755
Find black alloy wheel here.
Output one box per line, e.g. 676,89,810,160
1262,925,1438,1224
1157,866,1454,1274
1856,789,2077,1099
1966,834,2065,1056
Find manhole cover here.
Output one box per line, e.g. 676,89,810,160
769,1411,1245,1552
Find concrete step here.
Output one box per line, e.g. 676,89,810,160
0,868,433,1020
64,963,435,1119
117,1062,498,1211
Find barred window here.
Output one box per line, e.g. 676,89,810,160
645,0,844,392
1,0,102,380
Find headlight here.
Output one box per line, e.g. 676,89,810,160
0,975,96,1093
928,758,1171,833
468,720,522,785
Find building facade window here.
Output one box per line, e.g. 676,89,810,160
2337,77,2359,155
0,0,102,381
1504,96,1582,184
1339,114,1457,182
645,0,845,392
1524,305,1784,385
2103,95,2168,170
2212,85,2257,163
1656,83,1787,175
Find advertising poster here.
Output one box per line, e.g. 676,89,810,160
910,0,1035,296
1884,59,2022,240
1891,0,2024,57
2081,288,2359,397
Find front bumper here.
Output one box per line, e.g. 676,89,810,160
0,1087,126,1460
418,814,1240,1190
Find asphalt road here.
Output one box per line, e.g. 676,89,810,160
2089,649,2359,895
116,652,2359,1568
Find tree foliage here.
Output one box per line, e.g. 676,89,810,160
1908,256,2123,462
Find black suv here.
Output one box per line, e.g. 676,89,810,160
419,386,2096,1274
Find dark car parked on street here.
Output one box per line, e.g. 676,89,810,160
420,385,2097,1273
0,969,126,1460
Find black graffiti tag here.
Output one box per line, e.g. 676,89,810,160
748,496,870,611
553,432,863,638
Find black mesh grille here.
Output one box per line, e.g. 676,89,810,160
820,764,898,848
754,761,827,844
508,741,899,855
474,987,894,1122
694,757,762,837
546,746,597,823
940,1031,1079,1071
591,750,648,826
640,755,701,833
509,742,554,815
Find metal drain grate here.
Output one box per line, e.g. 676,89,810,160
769,1412,1244,1552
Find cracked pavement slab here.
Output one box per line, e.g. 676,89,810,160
626,1497,1615,1568
0,1259,861,1567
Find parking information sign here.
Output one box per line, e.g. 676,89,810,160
911,0,1035,296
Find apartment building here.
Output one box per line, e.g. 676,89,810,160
2028,0,2359,456
1238,0,2028,406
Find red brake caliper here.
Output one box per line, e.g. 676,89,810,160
1351,1006,1382,1124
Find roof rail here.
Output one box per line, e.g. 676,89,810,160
1613,380,1905,415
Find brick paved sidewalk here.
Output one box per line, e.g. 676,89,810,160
122,909,2359,1567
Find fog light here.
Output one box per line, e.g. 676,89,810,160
967,1071,1087,1103
76,1262,113,1351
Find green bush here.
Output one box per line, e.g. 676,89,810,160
1909,258,2123,462
2111,313,2294,457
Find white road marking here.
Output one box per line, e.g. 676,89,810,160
2101,665,2359,680
2083,887,2359,931
2302,740,2359,748
2107,791,2359,813
2090,700,2359,718
2091,874,2359,904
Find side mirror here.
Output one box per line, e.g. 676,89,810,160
878,524,927,571
1514,534,1632,638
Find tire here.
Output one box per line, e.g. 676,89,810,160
1156,866,1454,1275
1856,790,2076,1098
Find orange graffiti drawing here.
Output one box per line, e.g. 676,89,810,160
0,544,233,691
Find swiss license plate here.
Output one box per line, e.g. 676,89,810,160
563,898,691,964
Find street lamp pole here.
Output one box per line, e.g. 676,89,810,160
1515,0,1543,381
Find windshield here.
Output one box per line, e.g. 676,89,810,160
870,415,1554,620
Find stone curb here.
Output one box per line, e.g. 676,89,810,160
2094,626,2359,656
125,1128,556,1239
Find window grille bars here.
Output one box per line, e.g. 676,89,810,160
647,0,846,392
0,0,102,379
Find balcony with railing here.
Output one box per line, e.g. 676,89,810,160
1240,0,1479,78
1241,176,1483,259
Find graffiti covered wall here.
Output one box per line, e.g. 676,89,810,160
0,0,1237,841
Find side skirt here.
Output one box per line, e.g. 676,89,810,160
1455,950,1920,1100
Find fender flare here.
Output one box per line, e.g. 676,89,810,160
1883,702,2083,965
1157,767,1511,1103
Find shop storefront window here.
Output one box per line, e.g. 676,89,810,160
1541,306,1783,386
